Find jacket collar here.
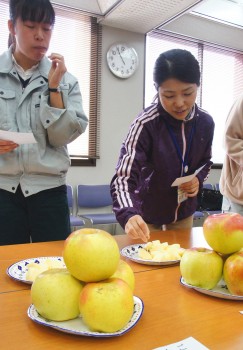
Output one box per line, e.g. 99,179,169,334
158,101,198,127
0,46,51,80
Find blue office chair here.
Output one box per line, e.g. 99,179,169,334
66,184,85,229
193,211,204,219
193,210,205,227
77,184,117,225
194,183,214,226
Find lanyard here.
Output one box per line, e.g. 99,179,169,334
165,118,196,176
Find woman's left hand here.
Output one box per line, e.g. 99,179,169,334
48,53,67,88
179,176,199,197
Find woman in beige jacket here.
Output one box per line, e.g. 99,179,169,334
220,94,243,215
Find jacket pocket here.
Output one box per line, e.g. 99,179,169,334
230,163,243,200
232,166,243,187
0,89,16,129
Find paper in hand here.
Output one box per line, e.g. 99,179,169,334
171,164,206,187
0,130,37,145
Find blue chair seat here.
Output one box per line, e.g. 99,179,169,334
205,210,222,216
80,213,117,225
194,211,204,219
70,215,85,227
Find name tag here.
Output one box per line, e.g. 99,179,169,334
178,188,187,204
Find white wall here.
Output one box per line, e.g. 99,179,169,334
207,169,221,185
67,25,145,188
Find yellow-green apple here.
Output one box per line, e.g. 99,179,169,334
203,213,243,255
31,268,84,321
180,248,223,289
79,277,134,333
223,249,243,295
110,259,135,291
63,228,120,282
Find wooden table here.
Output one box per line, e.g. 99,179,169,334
1,228,243,349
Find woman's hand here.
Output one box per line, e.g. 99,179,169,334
125,215,150,242
48,53,67,88
179,176,199,197
0,140,18,154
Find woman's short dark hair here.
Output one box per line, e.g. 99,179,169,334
153,49,200,90
9,0,55,26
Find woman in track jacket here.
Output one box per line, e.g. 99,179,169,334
110,49,214,242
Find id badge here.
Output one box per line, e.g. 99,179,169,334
178,188,187,204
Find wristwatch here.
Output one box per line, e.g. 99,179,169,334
48,86,61,93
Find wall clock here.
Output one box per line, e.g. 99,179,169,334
106,43,139,79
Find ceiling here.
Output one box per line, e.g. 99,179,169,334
191,0,243,29
51,0,243,33
52,0,119,16
52,0,203,33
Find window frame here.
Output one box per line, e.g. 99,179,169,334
69,16,101,167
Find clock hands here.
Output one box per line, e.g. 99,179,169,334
116,46,125,66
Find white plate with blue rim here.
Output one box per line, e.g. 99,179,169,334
180,277,243,300
120,244,181,266
6,256,65,284
27,296,144,337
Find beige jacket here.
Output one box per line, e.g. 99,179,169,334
220,94,243,204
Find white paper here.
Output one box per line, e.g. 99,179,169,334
152,336,209,350
171,164,206,187
0,130,37,144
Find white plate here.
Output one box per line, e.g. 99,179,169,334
6,256,65,284
27,296,144,337
180,277,243,300
120,244,181,266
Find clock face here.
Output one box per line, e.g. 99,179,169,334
107,43,138,79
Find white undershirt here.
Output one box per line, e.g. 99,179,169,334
12,54,38,81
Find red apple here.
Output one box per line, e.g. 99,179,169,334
79,277,134,333
203,213,243,255
180,247,223,289
63,228,120,282
223,250,243,295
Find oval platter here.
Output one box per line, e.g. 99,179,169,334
180,277,243,300
27,296,144,337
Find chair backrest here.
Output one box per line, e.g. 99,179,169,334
77,184,112,208
66,184,73,212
